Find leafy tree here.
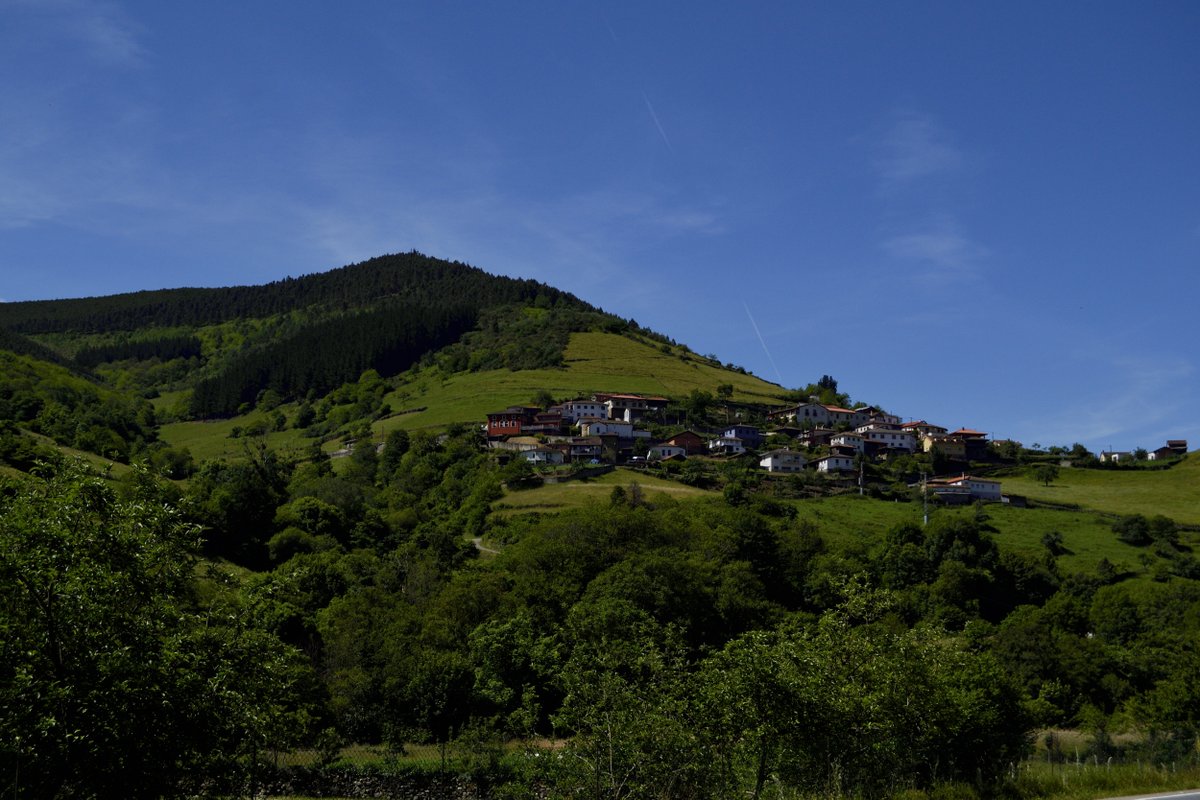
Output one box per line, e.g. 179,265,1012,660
1034,463,1060,486
696,590,1029,798
1068,442,1096,465
683,389,714,423
187,446,290,567
547,600,716,799
1112,514,1152,546
0,459,315,799
294,401,316,429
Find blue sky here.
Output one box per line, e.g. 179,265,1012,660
2,1,1198,453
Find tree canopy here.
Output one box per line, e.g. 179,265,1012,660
0,459,316,799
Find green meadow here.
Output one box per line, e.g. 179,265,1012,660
782,493,1185,575
491,467,717,518
998,456,1200,525
375,331,785,432
159,331,787,459
489,471,1185,577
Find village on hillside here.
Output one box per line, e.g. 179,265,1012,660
484,392,1191,505
486,392,994,504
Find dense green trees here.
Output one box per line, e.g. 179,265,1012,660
0,459,316,799
189,303,478,417
0,351,158,463
4,419,1199,796
0,252,593,335
694,600,1027,798
74,334,202,367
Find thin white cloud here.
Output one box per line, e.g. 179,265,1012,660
68,1,145,66
874,111,963,184
642,92,673,152
1,0,145,67
0,0,151,228
1025,355,1195,449
882,218,988,286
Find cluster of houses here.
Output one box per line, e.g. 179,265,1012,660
485,392,1010,501
1099,440,1189,463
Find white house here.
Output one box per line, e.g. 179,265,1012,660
770,402,828,425
825,405,870,427
815,454,855,473
520,446,565,465
902,420,948,438
925,474,1002,502
561,399,608,423
579,419,635,438
597,393,670,422
760,449,807,473
648,443,687,461
708,436,746,455
857,427,916,452
858,406,902,425
1099,451,1132,463
830,432,865,454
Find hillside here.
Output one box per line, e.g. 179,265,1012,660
7,254,1200,800
156,330,786,461
0,252,631,419
997,458,1200,525
373,330,783,430
0,253,791,467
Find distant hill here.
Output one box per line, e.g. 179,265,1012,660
0,251,788,463
0,253,639,418
0,251,593,334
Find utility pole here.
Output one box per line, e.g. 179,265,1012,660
921,471,929,526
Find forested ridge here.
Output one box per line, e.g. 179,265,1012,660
0,252,595,334
1,252,635,421
188,302,479,417
74,333,203,367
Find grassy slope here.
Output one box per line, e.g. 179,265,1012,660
377,331,784,432
158,413,316,463
160,331,786,459
491,467,717,517
491,473,1179,576
802,494,1199,576
997,456,1200,525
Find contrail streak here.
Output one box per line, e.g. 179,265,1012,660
643,92,673,152
744,301,784,385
